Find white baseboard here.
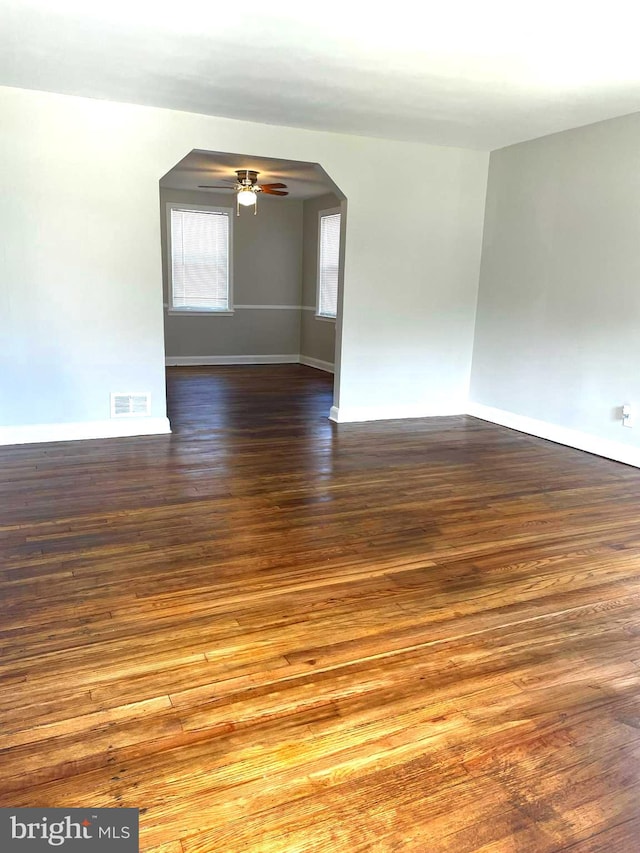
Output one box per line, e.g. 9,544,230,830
4,391,637,472
0,417,171,447
165,354,300,366
166,354,335,372
329,401,466,423
299,355,334,374
467,402,640,469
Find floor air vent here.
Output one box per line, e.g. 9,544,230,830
110,392,152,418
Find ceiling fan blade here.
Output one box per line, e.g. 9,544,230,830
260,188,289,196
260,182,288,190
198,185,237,189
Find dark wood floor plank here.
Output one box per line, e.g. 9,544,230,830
558,816,640,852
2,364,640,851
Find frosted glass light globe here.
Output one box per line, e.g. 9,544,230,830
238,188,257,206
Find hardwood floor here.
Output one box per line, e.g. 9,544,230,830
2,364,640,852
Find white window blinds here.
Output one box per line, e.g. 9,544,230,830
318,212,341,318
170,207,230,310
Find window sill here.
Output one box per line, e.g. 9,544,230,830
168,308,235,316
315,313,337,323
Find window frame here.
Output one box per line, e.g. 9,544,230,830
166,202,234,316
315,206,341,322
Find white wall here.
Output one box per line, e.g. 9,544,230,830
0,84,489,443
470,112,640,464
0,87,171,441
334,142,488,422
160,188,303,360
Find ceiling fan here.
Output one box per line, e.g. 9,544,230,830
198,169,289,215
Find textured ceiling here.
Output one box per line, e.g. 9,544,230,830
2,1,640,150
160,151,335,200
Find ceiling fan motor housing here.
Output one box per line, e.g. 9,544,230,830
236,169,259,186
197,170,288,197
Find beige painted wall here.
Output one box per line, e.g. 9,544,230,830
471,111,640,451
0,84,488,439
160,188,303,358
300,192,340,367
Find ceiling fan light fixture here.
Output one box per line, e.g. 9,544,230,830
237,187,257,206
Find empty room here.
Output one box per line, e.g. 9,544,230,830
1,2,640,852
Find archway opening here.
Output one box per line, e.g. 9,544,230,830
158,149,347,434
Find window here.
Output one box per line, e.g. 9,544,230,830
168,204,233,312
317,208,341,319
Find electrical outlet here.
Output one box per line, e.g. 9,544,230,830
622,404,634,428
